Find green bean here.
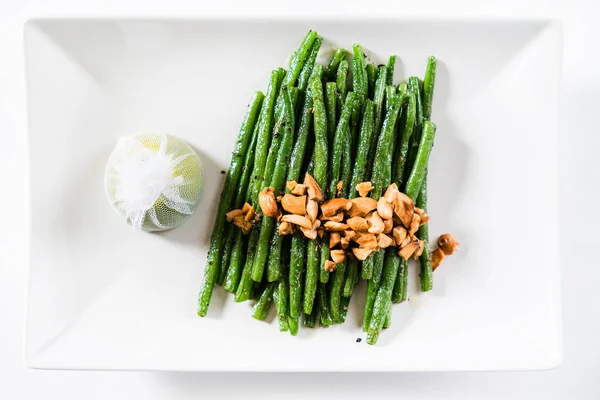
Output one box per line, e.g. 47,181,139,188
250,69,285,205
286,30,318,87
330,260,347,323
422,56,437,121
318,283,333,327
343,258,359,297
384,86,397,113
325,82,337,148
266,233,284,282
336,59,348,106
362,250,385,330
383,306,392,329
340,126,354,197
417,177,433,291
329,92,358,197
352,44,368,96
310,65,329,191
386,55,396,86
392,258,409,303
304,294,319,328
274,278,290,332
289,233,306,318
340,295,351,323
288,315,299,336
297,37,323,92
198,91,265,316
392,91,416,188
405,121,436,200
224,230,245,293
367,250,401,344
217,224,234,286
408,76,424,130
287,93,313,185
320,235,331,283
234,228,260,302
252,282,275,321
251,87,297,283
371,91,402,197
349,100,375,198
325,48,347,81
372,66,388,135
366,64,377,100
303,240,319,315
349,94,364,156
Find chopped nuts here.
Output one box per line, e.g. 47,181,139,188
336,180,343,197
258,187,278,218
347,216,369,232
324,260,337,272
281,214,312,230
348,197,378,217
241,202,252,214
384,183,400,203
304,173,323,201
409,213,421,235
392,226,407,246
399,239,420,260
330,249,345,264
321,211,345,223
431,248,446,270
323,221,349,231
286,180,298,192
343,230,356,241
377,233,394,249
383,218,393,234
301,227,318,240
244,205,255,221
226,209,244,221
306,199,319,222
330,232,342,248
291,183,307,196
321,198,353,218
412,240,425,260
393,192,415,228
356,181,374,197
438,233,459,255
366,211,385,234
353,247,374,261
278,221,294,235
414,207,430,225
355,233,378,250
340,237,350,249
377,197,394,220
281,194,307,215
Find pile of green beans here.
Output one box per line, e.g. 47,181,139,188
197,31,439,345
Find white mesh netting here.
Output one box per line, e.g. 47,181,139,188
105,133,204,232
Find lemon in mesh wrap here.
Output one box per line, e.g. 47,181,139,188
105,133,204,232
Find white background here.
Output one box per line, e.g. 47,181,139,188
1,0,598,398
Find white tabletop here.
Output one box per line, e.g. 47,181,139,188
1,0,598,398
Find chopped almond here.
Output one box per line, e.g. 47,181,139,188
347,216,369,231
340,237,350,249
344,230,357,241
291,183,307,196
258,187,279,218
232,214,246,229
401,234,413,248
242,222,253,235
301,227,318,240
355,233,378,250
412,240,425,260
323,221,349,231
330,249,345,264
336,180,343,197
399,240,420,260
392,192,415,228
324,260,337,272
244,205,255,222
330,232,342,248
281,194,307,215
281,214,312,230
366,211,385,234
392,226,407,246
306,199,319,222
384,183,400,203
377,197,394,220
304,173,323,201
414,207,430,226
431,248,446,270
356,181,374,197
241,202,252,214
438,233,459,255
409,213,421,235
286,180,298,192
321,211,345,223
348,197,378,218
352,247,374,261
278,221,294,235
321,198,353,218
377,233,394,249
226,209,244,221
383,218,393,234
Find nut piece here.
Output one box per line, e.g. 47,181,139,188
348,197,378,218
431,248,446,270
384,183,400,203
340,237,350,249
344,230,357,241
241,202,252,214
286,180,298,192
336,180,343,197
330,232,342,248
347,216,369,232
383,218,393,234
377,197,394,220
392,226,407,246
356,181,374,197
438,233,459,255
412,240,425,260
306,199,319,222
244,205,256,221
355,233,378,250
278,221,294,235
414,207,430,226
304,173,323,201
330,249,346,264
399,239,421,260
226,209,244,221
366,211,385,234
321,211,344,223
377,233,394,249
324,260,337,272
281,194,307,215
408,213,421,235
323,221,349,231
258,187,279,218
300,219,321,240
352,247,374,261
281,214,312,230
291,183,307,196
321,198,353,218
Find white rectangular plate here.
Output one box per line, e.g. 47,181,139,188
24,18,562,371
